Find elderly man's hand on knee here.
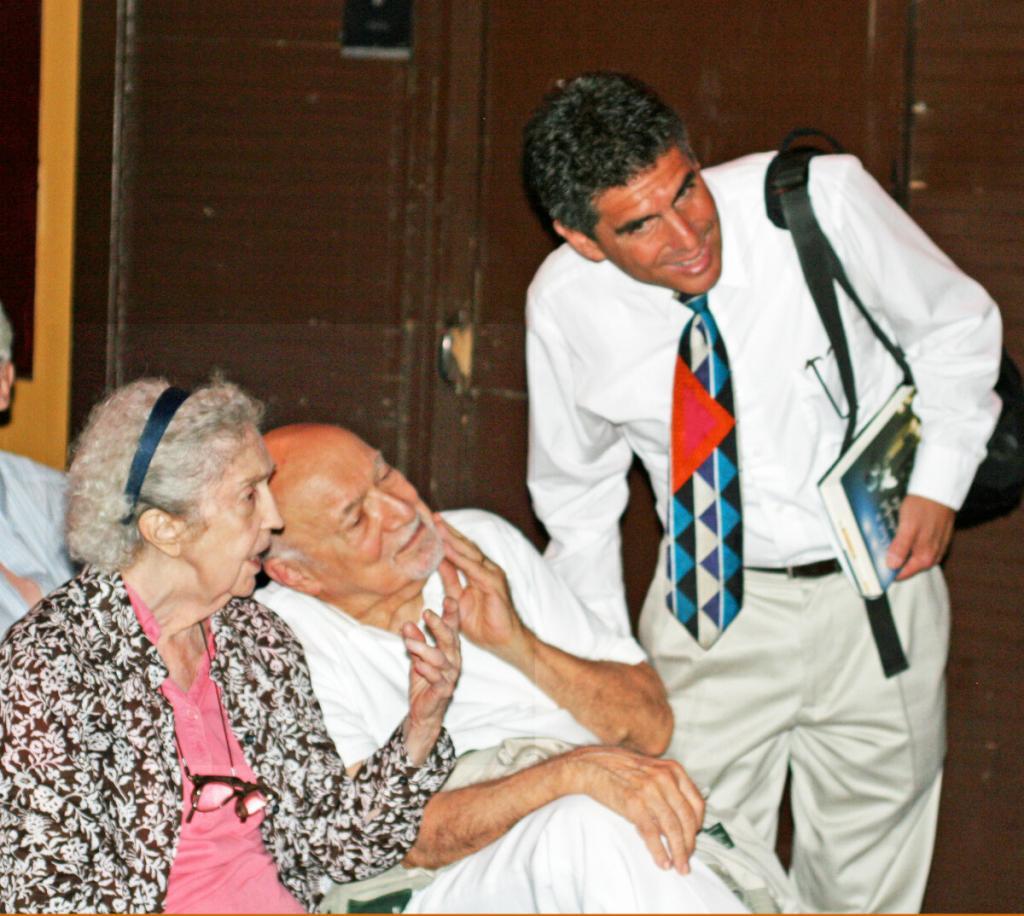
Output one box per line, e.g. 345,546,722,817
557,745,705,874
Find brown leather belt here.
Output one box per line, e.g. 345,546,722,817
746,559,842,578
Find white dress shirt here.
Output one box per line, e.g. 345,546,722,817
257,508,646,763
0,450,74,635
526,152,1002,635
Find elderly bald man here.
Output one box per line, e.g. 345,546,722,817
256,423,796,914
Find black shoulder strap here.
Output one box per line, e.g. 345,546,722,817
765,129,845,228
766,129,910,678
766,130,913,450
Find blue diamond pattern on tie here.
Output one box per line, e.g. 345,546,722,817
699,503,720,535
666,293,744,648
671,497,693,537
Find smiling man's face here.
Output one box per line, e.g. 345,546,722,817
555,145,723,297
265,425,443,612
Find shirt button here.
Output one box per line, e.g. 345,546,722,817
243,733,255,746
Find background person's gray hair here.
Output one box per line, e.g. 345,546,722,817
66,376,265,571
0,300,13,364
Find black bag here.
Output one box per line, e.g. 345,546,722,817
766,128,1024,532
765,129,1022,677
957,352,1024,527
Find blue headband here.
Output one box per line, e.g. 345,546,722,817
121,386,191,523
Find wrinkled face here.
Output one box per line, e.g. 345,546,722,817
179,431,282,605
277,431,444,607
558,145,723,296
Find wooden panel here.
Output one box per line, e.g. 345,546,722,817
73,0,443,487
123,39,407,323
933,518,1024,912
0,2,41,377
72,0,119,427
477,0,911,331
908,1,1024,910
120,320,410,444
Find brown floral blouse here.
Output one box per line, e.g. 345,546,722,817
0,568,455,913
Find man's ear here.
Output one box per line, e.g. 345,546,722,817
264,554,323,597
552,220,608,263
0,361,15,412
136,507,188,558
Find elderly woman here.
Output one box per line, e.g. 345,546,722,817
0,378,460,913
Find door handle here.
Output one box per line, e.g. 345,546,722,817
438,320,474,393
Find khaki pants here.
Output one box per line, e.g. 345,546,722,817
640,547,948,913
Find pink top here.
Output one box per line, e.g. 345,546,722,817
127,584,305,914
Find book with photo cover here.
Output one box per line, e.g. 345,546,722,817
818,384,920,598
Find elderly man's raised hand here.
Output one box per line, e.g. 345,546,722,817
401,596,461,766
436,516,529,663
558,746,705,874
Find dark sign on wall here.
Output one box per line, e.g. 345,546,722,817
340,0,412,59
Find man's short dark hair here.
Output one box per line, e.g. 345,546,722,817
523,71,692,237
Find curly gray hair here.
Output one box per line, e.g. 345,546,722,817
66,376,265,571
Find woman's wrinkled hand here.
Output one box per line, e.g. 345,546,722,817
401,596,461,765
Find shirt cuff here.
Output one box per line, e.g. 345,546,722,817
383,723,457,793
908,440,985,510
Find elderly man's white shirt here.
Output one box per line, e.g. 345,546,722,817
257,509,646,763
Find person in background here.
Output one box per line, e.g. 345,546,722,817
522,71,1001,912
0,300,74,635
0,377,459,913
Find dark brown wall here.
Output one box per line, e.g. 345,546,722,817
908,2,1024,910
72,2,440,483
0,3,41,377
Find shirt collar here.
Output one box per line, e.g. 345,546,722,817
703,169,748,293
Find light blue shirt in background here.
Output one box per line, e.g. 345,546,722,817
0,450,74,635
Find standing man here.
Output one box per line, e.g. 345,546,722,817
523,72,1001,912
0,302,74,634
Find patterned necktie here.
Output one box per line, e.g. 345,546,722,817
667,292,743,647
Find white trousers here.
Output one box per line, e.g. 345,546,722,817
640,556,949,913
405,795,747,913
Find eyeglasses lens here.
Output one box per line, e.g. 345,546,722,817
237,789,268,820
194,780,239,811
190,776,267,822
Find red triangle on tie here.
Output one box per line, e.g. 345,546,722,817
671,356,736,490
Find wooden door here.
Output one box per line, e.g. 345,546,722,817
73,0,464,492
